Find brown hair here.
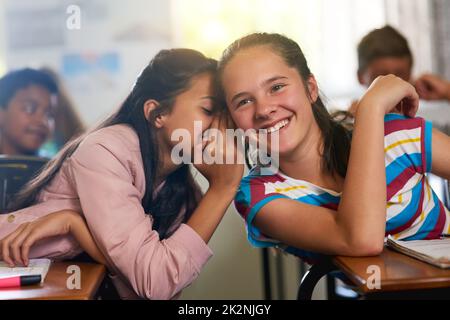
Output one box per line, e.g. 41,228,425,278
357,25,413,74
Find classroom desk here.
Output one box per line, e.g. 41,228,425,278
298,247,450,300
0,261,106,300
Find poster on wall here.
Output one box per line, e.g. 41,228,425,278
61,52,120,93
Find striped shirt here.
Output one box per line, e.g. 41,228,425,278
234,114,450,260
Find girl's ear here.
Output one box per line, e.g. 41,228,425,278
143,99,166,129
306,75,319,103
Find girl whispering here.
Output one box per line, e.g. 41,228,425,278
0,49,243,299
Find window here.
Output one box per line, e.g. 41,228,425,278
172,0,388,108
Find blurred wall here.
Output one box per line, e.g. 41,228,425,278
1,0,172,126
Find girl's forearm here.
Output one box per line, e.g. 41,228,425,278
337,104,387,251
186,185,238,243
68,214,107,265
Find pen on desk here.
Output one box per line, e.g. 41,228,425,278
440,234,450,238
0,275,41,289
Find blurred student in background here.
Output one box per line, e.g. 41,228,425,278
0,68,58,156
352,25,450,112
349,25,413,114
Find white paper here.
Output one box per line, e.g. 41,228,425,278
387,236,450,268
0,259,51,283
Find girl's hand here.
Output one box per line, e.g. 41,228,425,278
0,210,80,267
194,112,244,191
358,74,420,118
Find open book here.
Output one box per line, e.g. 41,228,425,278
0,259,52,283
387,236,450,268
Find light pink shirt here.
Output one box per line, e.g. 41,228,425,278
0,124,213,299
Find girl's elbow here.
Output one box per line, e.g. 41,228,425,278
341,233,384,256
350,239,384,256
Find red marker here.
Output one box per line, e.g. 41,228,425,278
0,275,41,288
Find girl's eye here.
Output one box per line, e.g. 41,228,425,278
236,98,252,108
202,107,213,116
271,84,285,93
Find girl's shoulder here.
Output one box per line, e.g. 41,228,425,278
80,124,140,153
69,124,143,172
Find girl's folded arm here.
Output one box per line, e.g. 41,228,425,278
254,198,383,257
67,213,107,265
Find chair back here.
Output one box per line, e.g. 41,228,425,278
0,155,48,213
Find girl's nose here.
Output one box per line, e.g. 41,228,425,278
255,102,277,119
34,111,52,128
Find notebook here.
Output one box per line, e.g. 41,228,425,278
0,258,52,283
387,236,450,269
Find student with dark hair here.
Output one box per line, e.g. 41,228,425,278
0,68,58,156
346,25,414,114
352,25,450,113
0,49,243,299
357,25,413,86
356,25,450,103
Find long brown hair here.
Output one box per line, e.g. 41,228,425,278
217,33,351,178
11,49,217,239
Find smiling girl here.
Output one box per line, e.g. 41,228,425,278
218,33,450,260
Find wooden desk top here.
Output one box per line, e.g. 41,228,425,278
334,247,450,294
0,261,106,300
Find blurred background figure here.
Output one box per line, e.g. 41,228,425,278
357,25,413,85
0,68,58,156
0,68,58,212
349,25,413,114
348,25,450,133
